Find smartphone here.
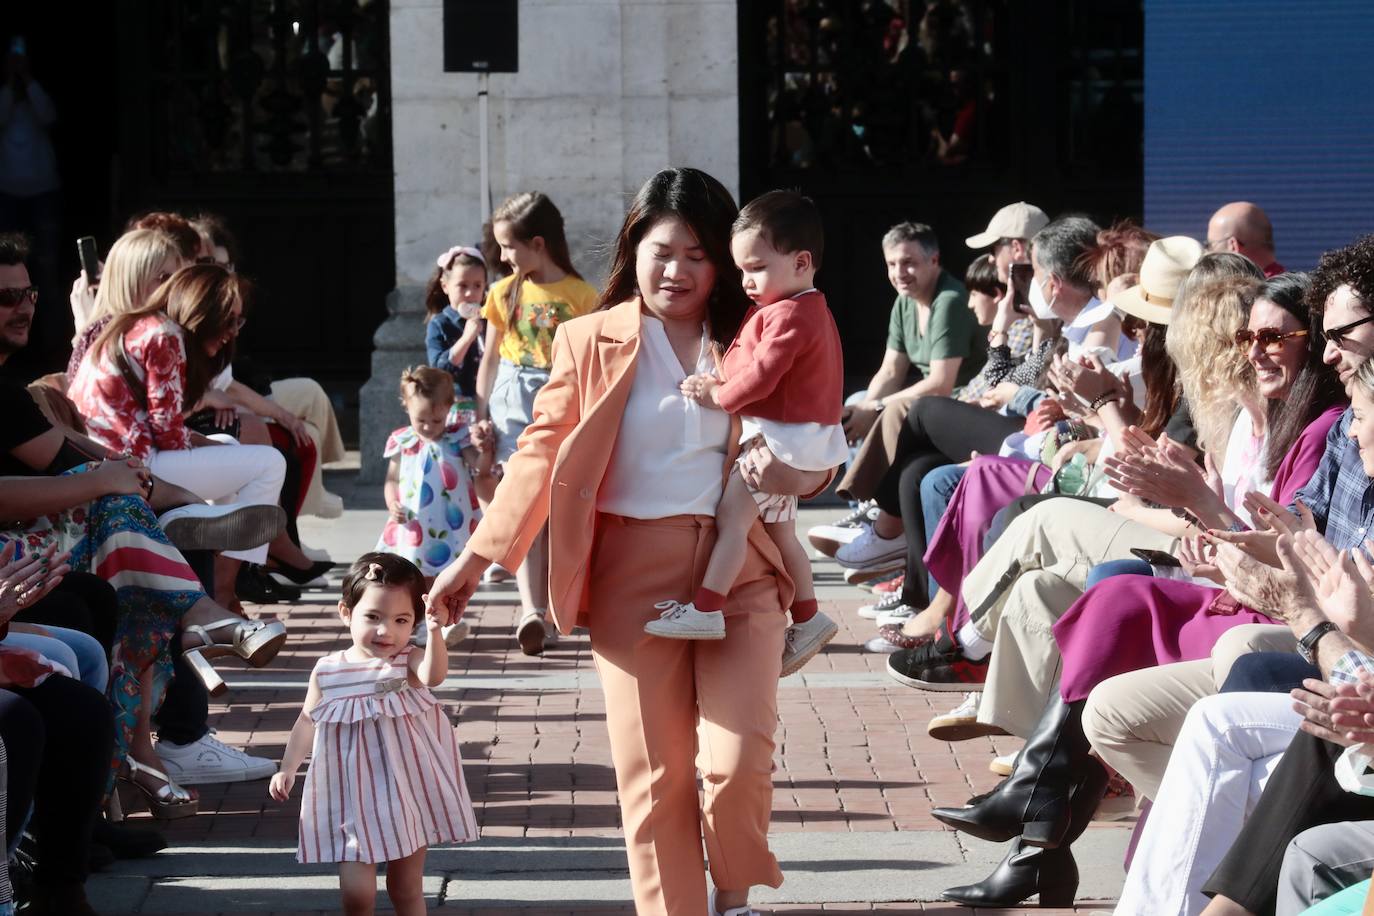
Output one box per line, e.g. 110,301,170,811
1129,548,1182,568
1009,262,1033,313
77,236,101,284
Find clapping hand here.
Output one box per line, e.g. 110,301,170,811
1178,535,1223,584
1282,531,1374,637
1294,676,1374,747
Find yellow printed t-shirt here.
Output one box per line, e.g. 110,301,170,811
481,274,600,369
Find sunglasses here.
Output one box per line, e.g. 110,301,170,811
1235,327,1308,353
0,287,37,308
1321,314,1374,350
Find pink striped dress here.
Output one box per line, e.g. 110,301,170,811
297,648,478,864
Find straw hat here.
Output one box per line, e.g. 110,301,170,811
1113,236,1205,325
965,202,1050,249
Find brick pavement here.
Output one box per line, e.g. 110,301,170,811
93,506,1127,914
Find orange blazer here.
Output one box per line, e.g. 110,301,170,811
467,299,826,635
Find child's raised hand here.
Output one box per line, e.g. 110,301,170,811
423,593,444,632
470,419,496,454
680,373,719,405
269,770,295,802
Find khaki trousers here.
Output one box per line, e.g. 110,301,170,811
963,499,1179,737
269,378,347,516
588,514,786,916
835,392,919,501
1082,623,1297,800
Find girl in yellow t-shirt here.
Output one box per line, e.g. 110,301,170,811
474,191,597,657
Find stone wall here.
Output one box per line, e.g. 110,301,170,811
359,0,740,481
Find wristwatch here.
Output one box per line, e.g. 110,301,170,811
1298,620,1339,665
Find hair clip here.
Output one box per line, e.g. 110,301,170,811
363,562,384,582
437,245,486,269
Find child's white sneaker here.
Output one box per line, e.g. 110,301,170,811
779,611,839,677
643,600,726,640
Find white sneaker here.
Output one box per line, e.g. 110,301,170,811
644,601,726,640
807,501,879,556
876,605,918,627
927,692,1009,742
516,610,547,656
158,504,285,552
834,525,907,572
858,591,907,619
443,621,468,646
709,889,760,916
780,612,839,677
155,731,276,785
863,635,903,653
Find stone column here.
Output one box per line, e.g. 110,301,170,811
357,286,426,483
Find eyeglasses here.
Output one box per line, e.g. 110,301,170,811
1321,314,1374,349
0,287,37,308
1235,327,1309,353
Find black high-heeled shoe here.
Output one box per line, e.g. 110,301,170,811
932,694,1092,848
942,838,1078,907
268,559,335,587
941,760,1111,907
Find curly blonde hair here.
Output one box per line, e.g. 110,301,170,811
1166,269,1263,458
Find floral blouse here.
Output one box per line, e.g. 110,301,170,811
69,314,194,461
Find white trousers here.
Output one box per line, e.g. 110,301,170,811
149,443,286,564
1115,691,1300,916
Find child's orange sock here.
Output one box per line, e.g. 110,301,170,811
791,598,818,624
693,588,727,613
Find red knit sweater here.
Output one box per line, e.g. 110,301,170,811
716,290,844,425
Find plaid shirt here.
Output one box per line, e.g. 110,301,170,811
1291,409,1374,551
958,319,1035,403
1330,649,1374,685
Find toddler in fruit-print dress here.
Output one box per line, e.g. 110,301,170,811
378,367,497,579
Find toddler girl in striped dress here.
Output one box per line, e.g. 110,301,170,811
269,552,477,915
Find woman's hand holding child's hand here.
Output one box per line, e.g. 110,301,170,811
423,594,443,633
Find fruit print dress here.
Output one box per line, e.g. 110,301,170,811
376,405,481,575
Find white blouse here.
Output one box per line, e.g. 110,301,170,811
597,316,732,519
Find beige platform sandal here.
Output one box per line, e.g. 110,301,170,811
182,617,289,697
112,758,199,820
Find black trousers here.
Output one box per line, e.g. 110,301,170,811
0,677,113,886
1202,728,1374,914
873,397,1022,609
11,572,117,656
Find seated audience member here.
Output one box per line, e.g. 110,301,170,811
0,234,285,861
834,221,983,501
68,265,289,611
67,227,186,379
191,212,347,523
1207,201,1286,278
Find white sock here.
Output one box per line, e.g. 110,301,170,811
956,621,993,661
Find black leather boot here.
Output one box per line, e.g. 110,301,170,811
932,694,1094,848
941,759,1110,907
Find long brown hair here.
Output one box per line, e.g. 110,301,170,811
92,264,246,411
599,168,752,350
491,192,579,330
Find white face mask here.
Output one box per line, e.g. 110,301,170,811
1029,274,1057,320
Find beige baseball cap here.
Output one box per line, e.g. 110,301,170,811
1113,236,1206,325
965,202,1050,249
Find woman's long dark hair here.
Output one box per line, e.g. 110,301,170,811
1259,272,1345,479
1137,322,1177,438
599,168,752,350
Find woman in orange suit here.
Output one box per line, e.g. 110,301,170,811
428,168,831,916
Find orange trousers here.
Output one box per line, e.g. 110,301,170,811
588,513,786,916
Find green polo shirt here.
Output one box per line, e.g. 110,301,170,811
885,269,984,386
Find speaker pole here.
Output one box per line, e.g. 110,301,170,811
478,72,491,223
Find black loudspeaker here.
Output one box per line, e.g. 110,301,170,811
443,0,519,73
